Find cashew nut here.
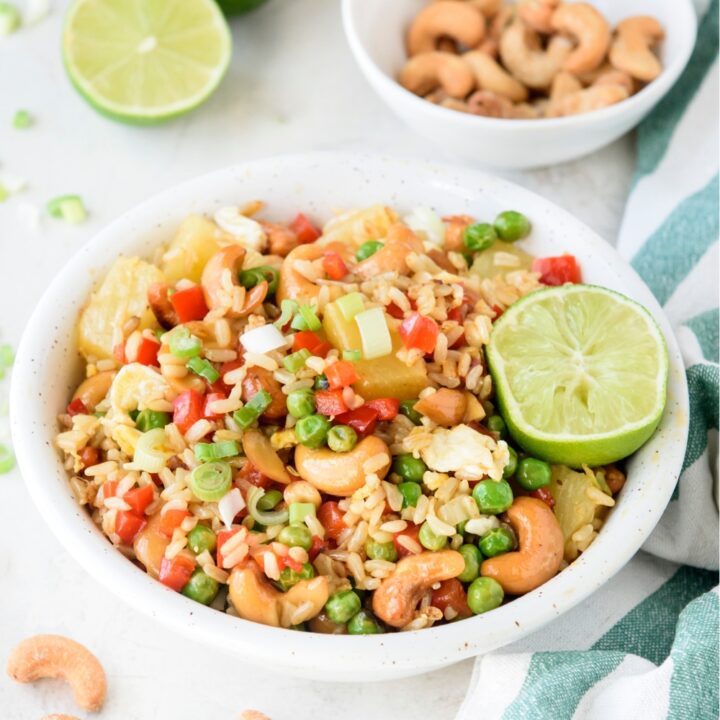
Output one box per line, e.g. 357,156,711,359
133,512,169,579
551,3,611,75
7,635,107,712
500,21,571,89
276,241,348,305
283,480,322,508
294,436,391,497
399,52,476,99
241,367,287,421
466,89,517,118
609,16,664,82
480,496,564,595
463,51,528,102
593,69,634,95
546,83,629,117
72,370,116,411
354,223,425,278
228,562,329,627
147,282,179,328
372,550,465,627
517,0,559,34
242,428,292,484
546,70,583,115
407,1,486,56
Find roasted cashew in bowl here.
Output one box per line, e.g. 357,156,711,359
463,51,528,102
481,496,564,595
517,0,559,35
71,370,116,412
372,550,465,627
551,2,611,75
7,635,107,712
609,16,665,82
546,83,629,118
407,1,486,56
399,52,476,100
294,436,391,497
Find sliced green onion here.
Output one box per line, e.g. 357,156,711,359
194,440,240,463
0,344,15,368
298,304,322,332
47,195,87,224
342,349,362,361
355,306,392,360
187,356,219,384
288,502,316,526
247,486,289,526
290,313,308,331
239,266,279,295
283,348,310,373
233,390,272,429
0,443,15,474
0,185,8,204
257,489,283,511
336,292,365,321
190,461,232,502
0,3,20,36
13,110,32,129
274,299,298,329
132,428,172,473
168,327,202,359
135,409,170,432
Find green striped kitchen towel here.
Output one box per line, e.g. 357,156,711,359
457,2,719,718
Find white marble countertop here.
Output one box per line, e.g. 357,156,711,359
0,1,635,718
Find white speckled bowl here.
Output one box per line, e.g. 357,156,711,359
342,0,697,168
11,154,688,681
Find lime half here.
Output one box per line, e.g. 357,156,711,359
487,284,669,467
63,0,232,124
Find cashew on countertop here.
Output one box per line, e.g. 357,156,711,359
399,0,665,119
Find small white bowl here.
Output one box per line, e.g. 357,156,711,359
11,153,688,681
342,0,697,169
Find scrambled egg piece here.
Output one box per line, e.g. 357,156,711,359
420,424,509,481
109,363,171,415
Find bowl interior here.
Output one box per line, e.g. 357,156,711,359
11,154,689,680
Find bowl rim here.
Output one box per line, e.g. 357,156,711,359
341,0,698,130
10,152,689,676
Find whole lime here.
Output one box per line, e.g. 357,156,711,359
217,0,269,15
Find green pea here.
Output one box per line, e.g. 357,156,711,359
286,388,316,419
365,539,398,562
419,521,448,551
256,489,283,511
398,481,422,508
295,413,331,448
187,525,217,555
277,562,315,591
479,527,516,557
467,577,504,614
325,590,362,624
463,223,497,253
181,569,219,605
355,240,384,262
516,457,552,490
494,210,531,242
503,447,518,479
347,609,383,634
472,479,513,514
313,374,330,391
399,399,423,425
486,414,506,438
135,409,171,432
457,544,482,583
327,424,358,453
278,524,313,551
391,453,427,483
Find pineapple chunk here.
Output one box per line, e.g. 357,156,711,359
77,257,163,361
319,205,398,250
323,301,427,400
469,240,533,279
160,214,236,283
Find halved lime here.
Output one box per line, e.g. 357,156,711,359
487,284,669,467
62,0,232,124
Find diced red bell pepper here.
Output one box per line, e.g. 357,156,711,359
393,524,421,559
334,405,378,437
386,302,405,320
322,251,348,280
325,360,360,389
134,336,160,367
169,285,209,323
279,554,305,573
115,511,146,545
238,460,272,489
315,389,349,417
431,578,472,619
290,212,321,244
172,389,205,435
399,312,439,354
217,527,244,569
66,398,88,416
317,501,346,541
293,330,329,357
364,398,400,421
532,255,582,286
123,485,154,516
308,535,326,561
159,554,195,591
102,480,118,499
203,392,227,420
530,487,555,509
159,508,190,538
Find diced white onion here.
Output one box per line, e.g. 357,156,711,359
403,207,446,246
464,515,501,537
240,324,287,355
214,207,267,252
218,488,246,529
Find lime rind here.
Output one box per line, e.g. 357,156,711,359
487,284,669,467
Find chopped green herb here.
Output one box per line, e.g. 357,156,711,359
12,110,32,129
187,356,219,384
47,195,87,224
